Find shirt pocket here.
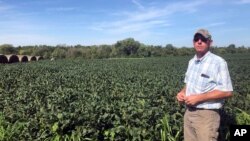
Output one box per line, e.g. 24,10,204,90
200,72,216,91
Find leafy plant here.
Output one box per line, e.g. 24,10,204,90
159,114,182,141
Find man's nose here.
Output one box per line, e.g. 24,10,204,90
197,39,202,43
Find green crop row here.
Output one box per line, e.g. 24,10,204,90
0,54,249,140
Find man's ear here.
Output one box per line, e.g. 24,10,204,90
208,40,213,46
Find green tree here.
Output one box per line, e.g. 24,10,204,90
115,38,140,56
137,45,151,57
164,44,176,55
96,45,112,59
0,44,17,54
32,46,54,57
177,47,193,56
66,48,82,58
18,46,34,55
52,48,67,59
226,44,236,53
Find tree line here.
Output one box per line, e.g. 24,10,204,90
0,38,249,59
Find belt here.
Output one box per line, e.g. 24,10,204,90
187,106,205,111
187,106,219,112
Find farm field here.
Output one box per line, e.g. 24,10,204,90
0,54,250,140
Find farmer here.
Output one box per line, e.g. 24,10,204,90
176,29,233,141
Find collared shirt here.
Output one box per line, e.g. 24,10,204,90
184,51,233,109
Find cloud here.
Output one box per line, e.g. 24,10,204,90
203,22,226,28
0,3,13,13
236,0,250,4
90,18,171,34
131,0,145,10
90,0,206,34
0,34,56,46
0,19,48,32
46,7,77,12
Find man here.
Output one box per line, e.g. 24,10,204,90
176,29,233,141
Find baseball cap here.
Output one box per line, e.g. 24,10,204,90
194,29,212,40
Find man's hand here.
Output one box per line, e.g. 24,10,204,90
184,90,232,106
184,95,201,106
176,91,186,104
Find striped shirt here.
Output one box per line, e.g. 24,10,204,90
184,51,233,109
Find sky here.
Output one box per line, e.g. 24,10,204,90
0,0,250,47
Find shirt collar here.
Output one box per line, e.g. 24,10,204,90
194,51,211,63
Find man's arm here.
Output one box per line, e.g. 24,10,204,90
184,90,232,106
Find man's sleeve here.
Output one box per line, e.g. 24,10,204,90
184,61,190,84
215,60,233,91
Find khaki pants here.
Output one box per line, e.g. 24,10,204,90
184,108,220,141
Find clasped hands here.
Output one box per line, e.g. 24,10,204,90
176,92,202,106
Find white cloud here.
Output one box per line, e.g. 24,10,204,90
131,0,145,10
0,3,12,12
0,34,56,46
90,19,171,34
204,22,226,28
0,20,48,32
236,0,250,4
46,7,77,12
90,0,206,34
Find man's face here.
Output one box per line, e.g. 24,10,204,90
193,34,212,54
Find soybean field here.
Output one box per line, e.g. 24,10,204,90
0,54,250,141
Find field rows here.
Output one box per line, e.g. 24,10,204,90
0,54,250,140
